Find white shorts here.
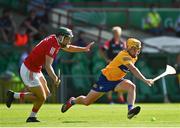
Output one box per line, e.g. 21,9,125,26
20,63,43,87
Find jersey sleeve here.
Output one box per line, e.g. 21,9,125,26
122,56,133,65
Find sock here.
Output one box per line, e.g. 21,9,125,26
128,104,133,111
30,111,37,117
108,97,113,103
14,93,20,99
14,92,25,99
71,100,75,105
118,96,125,103
30,107,39,117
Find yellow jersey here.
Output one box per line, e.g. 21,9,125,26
102,50,137,81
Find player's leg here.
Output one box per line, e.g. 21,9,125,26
61,87,104,113
114,79,140,119
25,75,50,122
6,63,38,107
6,85,46,122
25,72,49,122
73,89,104,105
39,74,51,97
117,92,125,103
114,79,136,108
6,90,37,108
26,85,46,122
107,91,114,104
6,67,46,108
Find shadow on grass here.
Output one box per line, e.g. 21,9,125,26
62,121,88,123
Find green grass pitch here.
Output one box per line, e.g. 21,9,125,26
0,104,180,127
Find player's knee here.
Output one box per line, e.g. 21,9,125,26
82,97,91,106
129,83,136,91
84,100,91,106
38,95,46,102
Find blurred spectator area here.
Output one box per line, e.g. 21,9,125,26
0,1,180,40
0,0,179,103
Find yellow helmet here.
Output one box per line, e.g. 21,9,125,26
127,38,141,49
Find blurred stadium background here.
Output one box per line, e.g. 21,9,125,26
0,0,180,105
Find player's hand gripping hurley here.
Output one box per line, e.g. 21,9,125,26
152,65,176,82
55,69,61,87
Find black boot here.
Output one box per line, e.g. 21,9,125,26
26,117,40,122
127,106,141,119
6,90,15,108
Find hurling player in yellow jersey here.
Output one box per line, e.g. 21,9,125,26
61,38,154,119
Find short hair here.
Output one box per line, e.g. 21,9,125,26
127,38,141,49
112,26,122,35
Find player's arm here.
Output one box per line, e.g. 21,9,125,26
45,55,59,86
62,42,94,52
126,63,153,86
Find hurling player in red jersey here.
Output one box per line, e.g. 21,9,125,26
6,27,94,122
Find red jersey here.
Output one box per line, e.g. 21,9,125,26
24,34,61,72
